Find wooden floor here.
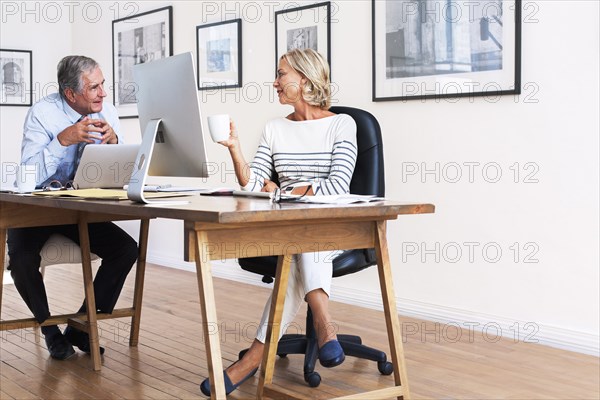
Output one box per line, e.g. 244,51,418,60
1,263,598,399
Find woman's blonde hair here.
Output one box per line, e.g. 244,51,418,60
280,48,331,110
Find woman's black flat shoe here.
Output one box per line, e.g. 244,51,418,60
319,339,345,368
200,364,258,396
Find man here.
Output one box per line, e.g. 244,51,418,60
7,55,138,360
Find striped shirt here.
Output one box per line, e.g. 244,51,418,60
242,114,357,195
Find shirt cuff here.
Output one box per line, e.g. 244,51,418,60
240,170,263,192
240,180,259,192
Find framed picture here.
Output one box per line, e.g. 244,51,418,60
112,6,173,118
275,2,331,74
0,49,32,106
372,0,521,101
196,19,242,90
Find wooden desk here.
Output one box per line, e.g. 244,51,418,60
0,193,434,399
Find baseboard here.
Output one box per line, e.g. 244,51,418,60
147,253,600,357
146,252,273,287
330,285,600,357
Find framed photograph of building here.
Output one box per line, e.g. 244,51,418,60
0,49,32,107
112,6,173,118
196,19,242,90
275,2,331,74
372,0,521,101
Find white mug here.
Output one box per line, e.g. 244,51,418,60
207,114,231,142
16,163,38,193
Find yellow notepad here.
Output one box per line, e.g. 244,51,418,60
33,189,191,201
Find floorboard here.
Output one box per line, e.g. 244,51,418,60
1,263,598,399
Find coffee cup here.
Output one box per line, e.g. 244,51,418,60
207,114,231,142
16,163,38,193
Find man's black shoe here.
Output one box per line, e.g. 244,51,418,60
44,333,76,360
64,326,105,355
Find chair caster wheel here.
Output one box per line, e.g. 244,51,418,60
278,353,288,358
305,371,321,387
378,361,394,375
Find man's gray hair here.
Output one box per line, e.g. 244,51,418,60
57,55,99,98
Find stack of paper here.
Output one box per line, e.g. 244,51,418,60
33,189,192,201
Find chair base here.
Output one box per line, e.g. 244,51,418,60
239,307,393,388
274,334,393,387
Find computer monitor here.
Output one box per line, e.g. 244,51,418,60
127,52,209,203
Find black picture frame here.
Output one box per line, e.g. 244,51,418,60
372,0,521,101
0,49,32,107
275,2,331,75
196,19,242,91
112,6,173,118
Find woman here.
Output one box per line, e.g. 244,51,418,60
200,48,357,396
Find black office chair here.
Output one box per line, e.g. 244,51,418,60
238,106,393,387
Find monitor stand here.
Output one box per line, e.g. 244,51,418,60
127,118,189,205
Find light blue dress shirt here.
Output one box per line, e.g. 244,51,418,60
21,92,122,188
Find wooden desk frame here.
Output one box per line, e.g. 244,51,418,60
0,201,150,371
1,194,433,399
185,216,420,399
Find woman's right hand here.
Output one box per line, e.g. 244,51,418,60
217,120,240,150
219,119,250,187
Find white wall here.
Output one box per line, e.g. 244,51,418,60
1,1,598,355
0,2,72,170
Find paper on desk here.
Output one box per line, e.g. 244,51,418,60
296,194,385,204
33,189,192,201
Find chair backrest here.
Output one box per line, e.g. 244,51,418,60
329,106,385,197
238,106,386,281
328,106,385,277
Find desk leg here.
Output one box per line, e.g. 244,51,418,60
0,228,6,320
375,221,411,400
194,230,225,400
78,221,102,371
257,255,292,399
129,219,150,347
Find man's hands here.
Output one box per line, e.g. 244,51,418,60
57,116,118,146
92,119,118,144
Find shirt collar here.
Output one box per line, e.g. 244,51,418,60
60,95,91,123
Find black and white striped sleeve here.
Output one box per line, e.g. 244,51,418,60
240,132,273,192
